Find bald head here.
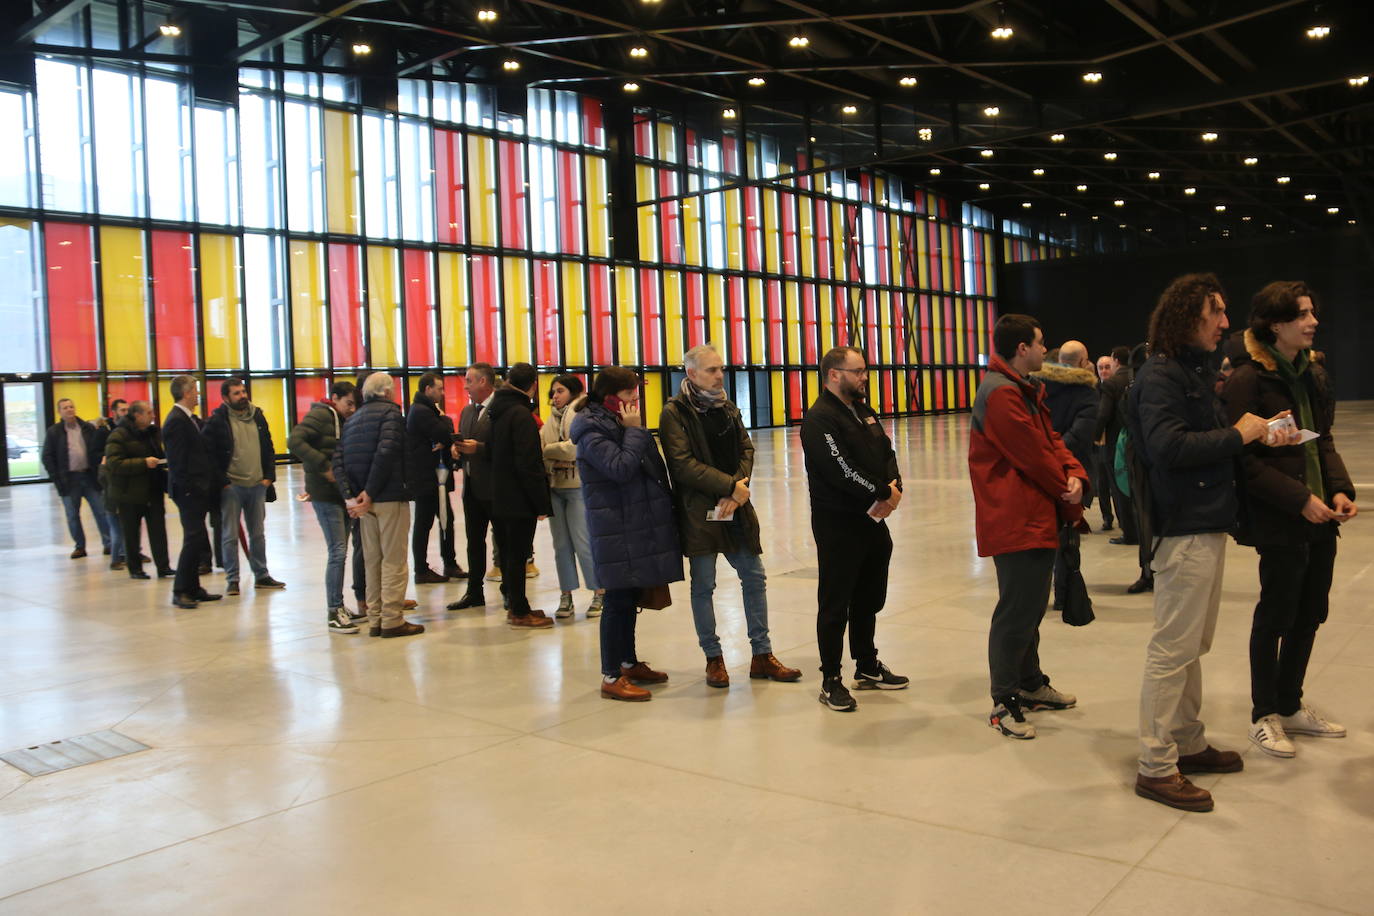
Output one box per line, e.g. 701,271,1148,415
1058,340,1089,370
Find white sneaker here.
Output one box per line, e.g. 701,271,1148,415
1017,682,1077,710
1279,704,1346,738
1249,714,1296,758
989,700,1036,739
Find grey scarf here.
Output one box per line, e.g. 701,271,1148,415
680,377,726,414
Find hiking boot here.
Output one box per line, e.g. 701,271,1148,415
705,656,729,688
750,653,802,682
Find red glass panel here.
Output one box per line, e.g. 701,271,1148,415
295,377,327,422
927,221,941,291
934,369,946,411
658,168,681,264
204,378,227,414
533,259,560,366
685,128,698,168
744,186,761,272
582,97,605,148
919,294,934,365
328,243,364,369
881,369,894,413
402,248,435,367
865,289,880,360
727,275,746,361
721,133,739,176
633,116,653,157
833,286,849,348
150,230,197,371
813,197,830,280
844,205,861,281
434,129,466,245
943,297,956,365
801,283,818,364
558,150,583,255
685,271,705,350
892,292,907,366
106,379,150,411
875,212,890,287
638,270,662,366
949,224,963,292
498,139,527,248
470,255,500,363
444,382,467,419
780,191,797,276
589,264,613,365
787,371,803,421
45,222,99,371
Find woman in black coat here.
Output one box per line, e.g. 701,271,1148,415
570,367,683,702
1222,281,1357,758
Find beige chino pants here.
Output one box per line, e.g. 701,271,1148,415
1138,532,1227,778
360,501,411,630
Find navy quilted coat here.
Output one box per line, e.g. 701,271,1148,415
569,402,683,590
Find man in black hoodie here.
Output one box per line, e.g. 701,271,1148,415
486,363,554,630
406,373,463,584
800,347,909,712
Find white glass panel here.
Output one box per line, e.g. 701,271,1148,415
36,59,93,213
398,118,434,242
243,233,286,370
145,75,192,221
239,90,281,229
283,99,324,233
194,103,240,226
92,67,145,217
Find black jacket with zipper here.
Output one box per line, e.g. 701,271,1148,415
485,387,552,519
799,389,901,516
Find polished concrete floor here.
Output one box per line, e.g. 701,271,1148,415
1,404,1372,914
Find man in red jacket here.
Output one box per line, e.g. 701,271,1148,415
969,315,1089,739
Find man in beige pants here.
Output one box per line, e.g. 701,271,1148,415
334,373,425,639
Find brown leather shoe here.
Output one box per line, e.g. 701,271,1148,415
380,621,425,638
509,611,554,630
415,568,449,584
705,656,729,688
601,676,651,702
749,653,802,682
623,661,669,684
1177,745,1243,774
1135,773,1214,812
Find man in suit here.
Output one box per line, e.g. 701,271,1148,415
407,372,463,584
447,363,496,610
162,376,222,609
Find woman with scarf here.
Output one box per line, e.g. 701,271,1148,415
540,374,604,619
1223,281,1358,758
570,367,683,701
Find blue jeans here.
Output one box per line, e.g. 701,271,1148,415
61,476,111,551
599,588,640,678
106,508,124,561
689,551,771,658
311,500,349,613
549,487,599,592
221,483,269,584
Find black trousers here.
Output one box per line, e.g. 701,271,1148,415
493,514,538,616
172,493,209,595
351,517,366,605
989,548,1055,701
120,497,169,576
412,488,458,572
463,486,493,589
1109,468,1138,544
1092,444,1115,527
813,509,892,677
1250,529,1337,721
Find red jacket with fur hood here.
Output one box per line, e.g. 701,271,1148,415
968,355,1089,556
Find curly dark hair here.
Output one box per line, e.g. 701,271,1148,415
1249,280,1318,345
1147,273,1227,358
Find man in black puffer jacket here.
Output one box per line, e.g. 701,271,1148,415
333,373,423,639
486,363,554,629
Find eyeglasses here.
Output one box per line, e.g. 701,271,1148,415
834,367,869,376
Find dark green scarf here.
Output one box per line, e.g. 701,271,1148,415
1265,344,1324,502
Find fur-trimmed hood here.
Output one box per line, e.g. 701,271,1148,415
1239,328,1324,372
1030,363,1099,388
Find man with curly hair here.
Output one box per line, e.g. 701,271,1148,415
1128,273,1294,813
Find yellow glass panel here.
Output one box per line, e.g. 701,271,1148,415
889,214,903,284
502,257,530,364
655,122,675,162
156,377,175,419
614,266,638,365
250,377,288,451
706,273,727,363
725,189,743,271
784,281,800,364
770,371,785,426
437,252,469,367
561,261,587,365
586,156,609,258
895,370,908,413
941,224,954,294
799,195,815,277
642,371,663,429
748,278,764,363
877,291,892,366
53,381,99,423
537,371,554,412
323,109,360,236
830,206,846,282
682,195,702,266
100,227,149,372
467,135,497,247
762,188,781,271
917,219,931,289
366,246,401,367
635,164,657,261
819,283,834,352
289,240,327,370
921,369,934,411
663,270,683,364
199,234,242,371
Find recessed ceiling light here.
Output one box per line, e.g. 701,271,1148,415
918,128,933,141
842,104,857,114
1214,204,1226,212
1201,132,1219,142
899,76,918,87
1082,71,1103,83
1350,219,1358,225
1059,211,1068,217
351,42,372,55
1103,151,1118,160
1200,226,1208,231
1184,187,1197,195
159,23,181,37
1303,193,1317,201
1327,206,1340,213
722,108,737,119
622,82,640,92
1243,157,1259,166
1049,133,1066,142
991,26,1014,39
788,35,809,47
980,149,995,158
1076,184,1088,192
476,9,498,22
747,76,765,86
1147,171,1161,180
502,59,520,71
630,46,648,58
1350,76,1370,87
1276,175,1291,184
978,183,991,190
1021,201,1032,208
929,167,941,176
1242,216,1252,221
1113,199,1125,207
1145,227,1153,232
1306,25,1330,39
1091,215,1100,221
1032,168,1045,176
983,106,1001,117
1119,223,1127,228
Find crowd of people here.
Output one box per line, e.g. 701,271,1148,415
42,272,1357,814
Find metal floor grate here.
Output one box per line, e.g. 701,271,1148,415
2,730,150,777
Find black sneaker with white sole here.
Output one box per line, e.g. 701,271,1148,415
328,607,359,634
853,660,910,690
819,676,858,712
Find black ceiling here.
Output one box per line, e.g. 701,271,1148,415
7,0,1374,247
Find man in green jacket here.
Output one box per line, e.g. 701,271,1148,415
103,401,171,580
660,345,801,689
288,380,363,634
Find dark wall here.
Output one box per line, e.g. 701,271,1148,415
998,229,1374,400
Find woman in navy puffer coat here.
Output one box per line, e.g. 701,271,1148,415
570,367,683,702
